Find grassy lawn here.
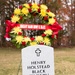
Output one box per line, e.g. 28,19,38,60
0,47,75,75
55,47,75,75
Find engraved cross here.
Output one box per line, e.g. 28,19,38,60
35,48,41,57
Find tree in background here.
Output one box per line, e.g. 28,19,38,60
0,0,21,46
58,0,75,46
69,0,75,46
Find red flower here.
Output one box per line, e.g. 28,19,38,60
20,16,23,20
22,42,26,46
28,8,32,13
51,34,55,38
11,14,14,17
28,3,32,7
30,37,35,41
33,12,36,16
40,42,44,45
44,16,48,21
38,8,41,13
38,4,40,7
19,5,23,9
42,34,46,37
47,9,50,12
18,32,22,35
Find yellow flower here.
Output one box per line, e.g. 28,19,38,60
16,36,23,44
35,36,43,43
21,8,29,15
44,29,52,35
11,27,22,34
14,8,21,15
11,15,20,23
40,9,46,16
23,4,30,8
47,12,55,17
40,4,48,10
48,18,55,25
32,3,39,11
30,42,37,46
44,37,51,45
23,37,31,43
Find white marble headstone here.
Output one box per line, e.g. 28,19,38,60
22,45,54,75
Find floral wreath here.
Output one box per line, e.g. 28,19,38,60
4,3,62,48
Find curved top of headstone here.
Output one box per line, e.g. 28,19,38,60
22,45,53,50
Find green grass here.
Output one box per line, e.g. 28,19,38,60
0,47,21,75
0,47,75,75
55,47,75,75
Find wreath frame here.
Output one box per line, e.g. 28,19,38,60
4,3,62,48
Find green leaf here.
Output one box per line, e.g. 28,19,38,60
16,44,21,48
11,38,16,43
